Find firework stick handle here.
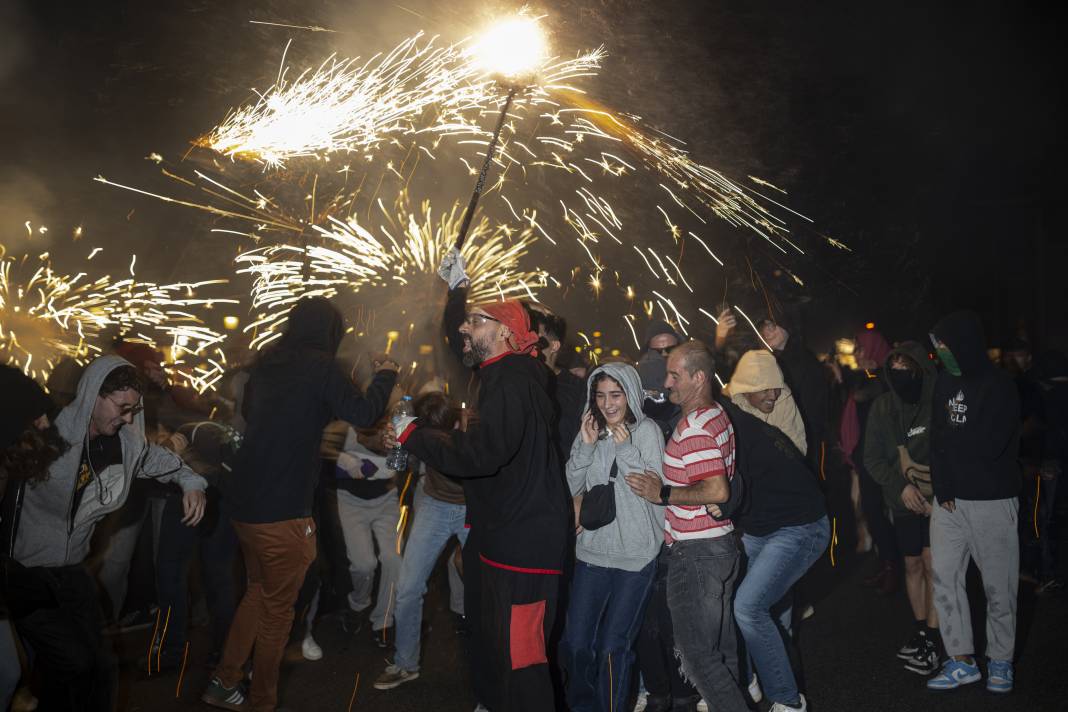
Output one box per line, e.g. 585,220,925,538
454,86,519,249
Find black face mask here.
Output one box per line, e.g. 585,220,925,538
889,369,923,404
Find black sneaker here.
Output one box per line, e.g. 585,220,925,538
370,626,391,648
904,638,941,675
341,610,364,634
897,629,926,660
201,676,246,710
105,606,160,635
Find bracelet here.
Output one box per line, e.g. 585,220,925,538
659,484,671,506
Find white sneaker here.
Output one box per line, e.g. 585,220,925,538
633,691,649,712
301,634,323,661
770,694,807,712
801,604,815,621
696,700,709,712
749,673,763,703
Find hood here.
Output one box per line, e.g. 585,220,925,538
55,354,145,448
0,365,54,450
931,310,990,377
855,329,892,367
883,340,936,398
724,349,784,394
725,349,808,455
280,296,345,355
583,362,647,428
643,319,680,352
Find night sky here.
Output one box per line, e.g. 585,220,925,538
2,0,1064,356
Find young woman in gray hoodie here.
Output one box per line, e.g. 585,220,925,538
562,362,666,712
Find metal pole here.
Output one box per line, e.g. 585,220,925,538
454,86,519,249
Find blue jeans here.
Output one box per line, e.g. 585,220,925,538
666,536,749,712
562,559,656,712
735,517,830,706
393,480,468,671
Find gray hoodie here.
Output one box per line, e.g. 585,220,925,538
566,362,665,572
14,355,206,568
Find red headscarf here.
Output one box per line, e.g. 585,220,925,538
475,300,540,355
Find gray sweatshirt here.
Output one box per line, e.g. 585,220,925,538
566,362,665,572
14,355,207,568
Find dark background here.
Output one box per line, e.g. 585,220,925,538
2,0,1064,356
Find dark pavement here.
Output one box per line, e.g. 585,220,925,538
112,538,1068,712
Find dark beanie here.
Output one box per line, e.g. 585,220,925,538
644,319,681,350
0,366,54,451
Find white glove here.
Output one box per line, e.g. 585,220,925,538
437,246,469,290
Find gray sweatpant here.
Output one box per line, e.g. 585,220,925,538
930,497,1019,660
336,489,401,630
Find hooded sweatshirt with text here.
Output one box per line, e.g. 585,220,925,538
930,311,1020,502
14,355,206,568
565,362,665,572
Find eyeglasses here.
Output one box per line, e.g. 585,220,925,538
463,313,500,327
107,394,144,417
655,347,674,357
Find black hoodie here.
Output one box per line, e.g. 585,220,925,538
930,311,1020,502
402,352,569,572
227,298,397,523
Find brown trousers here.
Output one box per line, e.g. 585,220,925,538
215,517,316,711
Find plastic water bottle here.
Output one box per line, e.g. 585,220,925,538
386,396,414,471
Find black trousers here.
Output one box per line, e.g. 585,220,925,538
462,528,492,708
481,559,561,712
13,564,116,712
857,465,899,563
634,547,697,708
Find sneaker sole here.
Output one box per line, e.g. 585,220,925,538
201,694,246,711
927,675,981,691
897,650,919,660
373,672,419,690
904,662,939,676
987,682,1013,694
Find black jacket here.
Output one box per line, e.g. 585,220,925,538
402,352,569,572
720,400,826,538
227,298,397,523
550,367,586,463
776,337,830,473
930,311,1020,502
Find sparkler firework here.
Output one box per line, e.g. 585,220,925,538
98,11,831,351
237,193,547,349
0,247,236,391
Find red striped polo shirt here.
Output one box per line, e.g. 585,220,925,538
661,404,735,544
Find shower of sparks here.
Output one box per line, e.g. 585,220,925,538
201,20,604,169
236,194,547,348
98,14,831,353
0,249,236,391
